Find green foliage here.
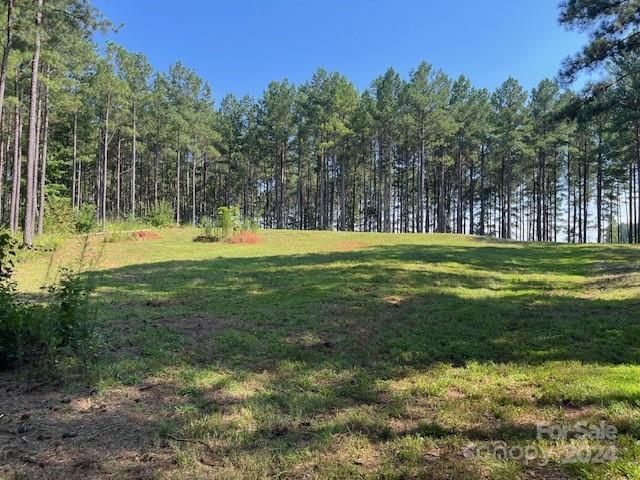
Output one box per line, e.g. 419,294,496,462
103,231,134,243
146,201,174,227
75,203,98,234
0,231,22,366
194,207,258,242
0,230,16,285
44,197,76,235
217,206,241,238
0,232,98,372
199,215,216,239
559,0,640,83
12,230,640,477
48,268,99,372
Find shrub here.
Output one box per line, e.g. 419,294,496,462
48,268,99,372
0,230,99,372
217,206,241,238
146,201,174,227
75,203,98,233
44,196,76,235
194,207,260,243
0,230,22,366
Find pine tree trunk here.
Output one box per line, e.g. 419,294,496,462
23,0,43,247
154,139,159,206
192,152,196,226
469,154,475,235
418,128,425,233
596,132,603,243
635,122,640,243
32,92,42,230
384,143,392,233
176,132,181,225
9,86,21,234
339,154,346,231
0,0,13,132
72,113,77,209
101,96,110,229
131,99,137,217
479,145,485,235
0,123,5,224
316,151,324,229
116,135,121,219
37,84,49,235
582,147,588,243
567,148,571,242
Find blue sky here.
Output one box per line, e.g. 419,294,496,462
93,0,586,101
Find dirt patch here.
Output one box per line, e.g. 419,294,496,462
134,230,161,241
383,294,404,306
0,374,179,480
227,231,262,244
445,388,466,400
562,404,595,420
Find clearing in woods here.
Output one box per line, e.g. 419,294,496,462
2,229,640,479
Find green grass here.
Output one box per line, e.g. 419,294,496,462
11,229,640,479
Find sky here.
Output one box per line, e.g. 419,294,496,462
93,0,587,102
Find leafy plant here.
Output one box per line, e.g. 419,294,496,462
194,207,259,243
146,201,174,227
75,203,98,234
217,206,241,238
0,231,99,372
48,268,99,372
44,197,76,235
0,231,23,366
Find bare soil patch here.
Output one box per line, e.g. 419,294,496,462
134,230,161,241
227,231,263,244
0,374,178,480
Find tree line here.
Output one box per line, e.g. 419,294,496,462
0,0,639,246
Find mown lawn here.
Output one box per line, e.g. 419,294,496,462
3,229,640,479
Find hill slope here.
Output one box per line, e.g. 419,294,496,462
4,230,640,479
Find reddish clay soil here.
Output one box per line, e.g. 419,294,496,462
227,231,262,244
134,231,161,241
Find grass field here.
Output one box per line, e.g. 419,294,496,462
3,229,640,479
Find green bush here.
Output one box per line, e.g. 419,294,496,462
217,206,241,238
44,196,76,235
48,268,99,372
194,207,259,243
146,201,174,227
75,203,98,234
0,230,22,366
0,230,99,372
